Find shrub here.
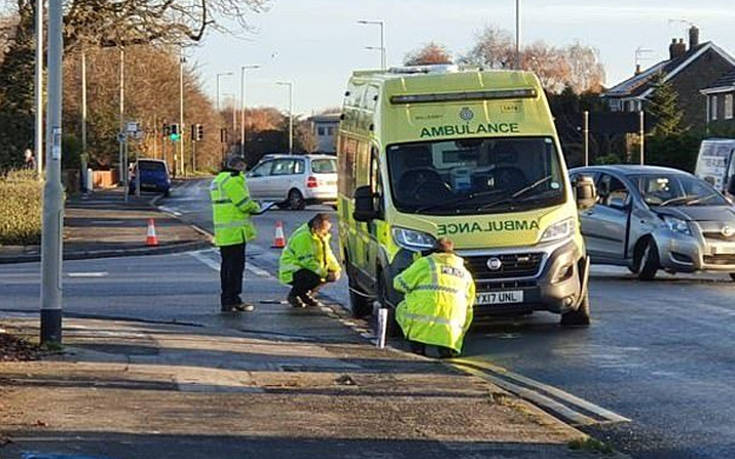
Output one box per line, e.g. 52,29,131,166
0,169,42,246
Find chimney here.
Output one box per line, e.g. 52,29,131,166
635,64,642,75
670,38,686,60
689,25,700,49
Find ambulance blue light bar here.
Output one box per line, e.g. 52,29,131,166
390,88,537,104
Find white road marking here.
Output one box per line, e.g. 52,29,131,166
158,206,182,216
246,264,272,278
188,250,220,272
66,272,109,278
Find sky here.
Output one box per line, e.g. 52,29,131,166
190,0,735,117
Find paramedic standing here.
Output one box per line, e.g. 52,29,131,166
278,213,341,308
210,155,261,312
394,237,475,358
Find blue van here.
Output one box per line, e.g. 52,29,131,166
129,159,171,196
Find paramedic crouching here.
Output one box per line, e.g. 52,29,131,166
278,213,341,308
394,237,475,358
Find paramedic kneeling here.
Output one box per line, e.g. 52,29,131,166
394,237,475,358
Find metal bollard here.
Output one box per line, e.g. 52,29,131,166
376,308,388,349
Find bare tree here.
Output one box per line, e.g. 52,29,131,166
404,41,453,66
460,25,606,94
461,26,515,69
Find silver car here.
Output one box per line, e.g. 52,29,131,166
571,165,735,281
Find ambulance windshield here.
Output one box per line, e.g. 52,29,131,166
386,137,565,215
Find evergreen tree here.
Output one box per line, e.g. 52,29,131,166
647,72,685,137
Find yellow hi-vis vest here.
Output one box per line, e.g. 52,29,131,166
278,223,341,284
210,171,260,246
394,252,475,353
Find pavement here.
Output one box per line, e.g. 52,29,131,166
0,187,210,264
0,295,606,458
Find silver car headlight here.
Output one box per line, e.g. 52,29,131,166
392,227,436,251
663,216,691,235
540,217,575,243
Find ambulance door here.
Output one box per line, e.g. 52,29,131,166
366,145,385,282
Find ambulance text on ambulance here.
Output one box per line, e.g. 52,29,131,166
420,123,520,139
437,219,540,236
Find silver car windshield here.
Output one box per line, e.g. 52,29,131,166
386,137,565,215
633,174,728,207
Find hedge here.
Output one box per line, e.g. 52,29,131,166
0,170,42,246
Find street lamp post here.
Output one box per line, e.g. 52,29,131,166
34,0,43,178
179,49,185,176
216,72,233,113
240,65,260,158
358,20,385,70
515,0,522,69
276,81,293,154
41,0,64,345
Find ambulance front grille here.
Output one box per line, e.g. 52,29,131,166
464,253,544,280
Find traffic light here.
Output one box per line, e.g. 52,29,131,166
163,123,170,136
220,128,228,143
192,124,204,141
169,123,181,141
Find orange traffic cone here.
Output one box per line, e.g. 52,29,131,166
272,221,286,249
146,218,159,246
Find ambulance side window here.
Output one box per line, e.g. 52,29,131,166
370,146,384,216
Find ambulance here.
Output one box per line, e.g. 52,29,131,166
336,65,597,328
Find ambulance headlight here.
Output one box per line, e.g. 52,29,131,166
392,227,436,251
540,218,575,243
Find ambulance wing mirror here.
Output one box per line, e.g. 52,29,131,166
353,186,379,222
573,175,597,211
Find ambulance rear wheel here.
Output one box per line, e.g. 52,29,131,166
560,291,590,327
348,273,372,318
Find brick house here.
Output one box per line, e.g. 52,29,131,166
700,69,735,129
601,27,735,129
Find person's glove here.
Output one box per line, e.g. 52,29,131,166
326,271,340,282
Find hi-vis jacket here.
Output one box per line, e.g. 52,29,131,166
394,252,475,353
210,171,260,246
278,223,341,284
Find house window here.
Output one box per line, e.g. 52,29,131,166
609,99,621,112
725,94,734,120
327,126,334,136
318,126,325,136
711,95,718,121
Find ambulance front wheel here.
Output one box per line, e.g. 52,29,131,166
348,275,372,318
560,290,590,327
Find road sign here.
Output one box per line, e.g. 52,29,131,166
126,121,140,134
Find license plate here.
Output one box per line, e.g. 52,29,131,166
475,290,524,305
711,245,735,255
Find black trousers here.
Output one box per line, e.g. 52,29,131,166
289,269,323,298
220,243,245,307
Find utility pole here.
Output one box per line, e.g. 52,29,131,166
34,0,43,178
583,111,589,166
639,110,645,165
240,65,259,158
276,81,294,154
118,48,125,191
81,50,88,192
179,48,185,177
40,0,64,345
358,20,386,70
216,72,233,113
515,0,522,69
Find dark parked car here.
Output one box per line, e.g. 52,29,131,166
129,159,171,196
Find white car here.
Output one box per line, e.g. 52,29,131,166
245,154,338,209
